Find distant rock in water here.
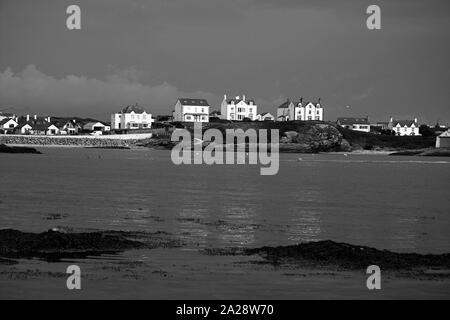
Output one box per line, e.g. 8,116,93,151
0,144,41,154
0,229,144,261
244,240,450,271
206,240,450,272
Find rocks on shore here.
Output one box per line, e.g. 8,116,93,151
0,229,145,261
207,240,450,272
0,143,41,154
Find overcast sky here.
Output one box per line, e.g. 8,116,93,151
0,0,449,123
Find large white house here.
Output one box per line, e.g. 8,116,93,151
337,117,371,132
173,98,210,122
277,98,324,121
111,104,154,130
220,95,257,121
388,117,421,136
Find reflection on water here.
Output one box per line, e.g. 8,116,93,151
0,148,449,253
288,209,322,243
217,206,256,247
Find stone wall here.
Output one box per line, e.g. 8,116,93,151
0,134,152,147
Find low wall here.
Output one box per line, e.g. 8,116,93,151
0,133,153,147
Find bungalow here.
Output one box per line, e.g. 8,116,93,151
436,129,450,148
337,117,371,133
257,112,275,121
388,117,421,136
17,121,60,135
83,122,110,133
0,118,18,134
173,98,210,122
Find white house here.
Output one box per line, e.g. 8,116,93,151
436,129,450,148
337,117,371,132
277,98,324,121
83,122,110,133
220,94,257,121
17,121,60,135
60,120,81,135
111,104,154,129
0,118,18,134
257,112,275,121
173,98,210,122
388,118,421,136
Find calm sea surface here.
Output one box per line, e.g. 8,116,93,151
1,147,449,254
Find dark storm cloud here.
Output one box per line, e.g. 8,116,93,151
0,0,449,124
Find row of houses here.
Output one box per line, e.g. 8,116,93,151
1,95,444,139
0,114,110,135
336,117,421,136
171,94,325,123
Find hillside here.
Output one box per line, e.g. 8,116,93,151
144,121,437,153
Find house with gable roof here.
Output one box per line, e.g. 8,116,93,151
111,104,154,130
388,117,421,136
220,94,257,121
173,98,210,122
0,118,18,134
337,117,371,133
276,98,324,121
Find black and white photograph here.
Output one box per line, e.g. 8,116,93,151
0,0,449,308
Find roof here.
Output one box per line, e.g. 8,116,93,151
0,118,16,125
259,112,273,116
84,122,105,127
178,98,210,106
391,120,416,127
439,130,450,137
120,105,147,114
337,117,369,125
226,97,255,105
19,121,55,131
277,99,321,109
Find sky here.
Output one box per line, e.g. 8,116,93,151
0,0,449,124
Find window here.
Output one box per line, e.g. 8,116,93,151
143,114,146,119
249,108,252,113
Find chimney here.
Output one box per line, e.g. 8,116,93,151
243,94,246,101
389,116,393,123
224,94,227,100
235,96,240,100
47,116,51,122
414,117,417,123
26,114,30,121
34,115,37,120
300,97,303,104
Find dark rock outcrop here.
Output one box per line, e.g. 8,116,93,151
0,143,41,154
